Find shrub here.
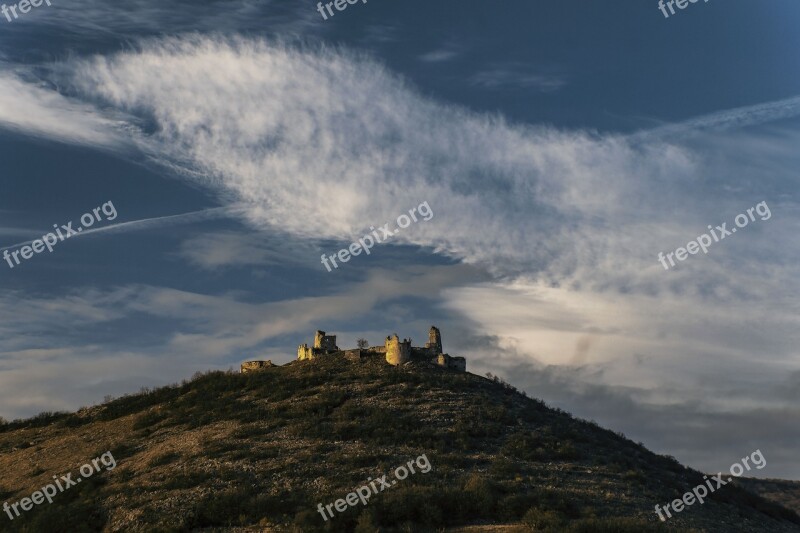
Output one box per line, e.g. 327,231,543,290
355,509,380,533
522,507,564,531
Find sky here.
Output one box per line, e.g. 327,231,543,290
1,0,799,479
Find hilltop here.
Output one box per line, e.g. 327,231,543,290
0,356,798,532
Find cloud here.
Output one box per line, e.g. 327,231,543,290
468,65,566,92
0,0,316,45
0,207,236,252
360,25,400,46
0,288,135,353
0,71,130,149
45,36,692,282
175,229,322,270
418,43,462,63
637,94,800,140
485,356,800,480
2,36,792,295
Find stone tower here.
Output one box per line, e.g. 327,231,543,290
426,326,443,355
385,334,411,366
314,330,338,351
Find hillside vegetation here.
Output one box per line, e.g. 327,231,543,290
0,355,798,532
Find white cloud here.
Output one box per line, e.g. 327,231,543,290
48,37,695,283
0,71,130,149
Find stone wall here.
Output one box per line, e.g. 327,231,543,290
449,356,467,372
435,354,466,372
241,360,275,373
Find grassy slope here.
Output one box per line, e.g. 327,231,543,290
738,479,800,516
0,355,798,532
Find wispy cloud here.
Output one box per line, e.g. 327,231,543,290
0,71,130,149
418,42,462,63
176,229,321,270
635,94,800,140
0,207,235,252
2,36,797,304
469,64,566,92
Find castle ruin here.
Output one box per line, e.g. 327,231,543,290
240,326,466,373
296,325,465,371
297,330,339,361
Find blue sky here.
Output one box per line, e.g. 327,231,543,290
1,0,799,479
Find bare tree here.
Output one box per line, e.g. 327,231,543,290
356,338,369,350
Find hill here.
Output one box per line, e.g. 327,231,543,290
0,355,798,532
738,479,800,516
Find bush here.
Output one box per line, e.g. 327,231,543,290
355,509,380,533
522,507,564,531
463,474,502,512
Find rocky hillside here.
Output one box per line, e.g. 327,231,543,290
738,479,800,516
0,355,798,532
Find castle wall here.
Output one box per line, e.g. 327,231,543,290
449,356,466,372
411,347,433,358
241,360,275,373
297,344,314,360
385,334,411,366
435,353,466,372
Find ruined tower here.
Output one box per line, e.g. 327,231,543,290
425,326,443,355
297,343,314,360
385,334,411,366
298,330,339,360
313,330,338,352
